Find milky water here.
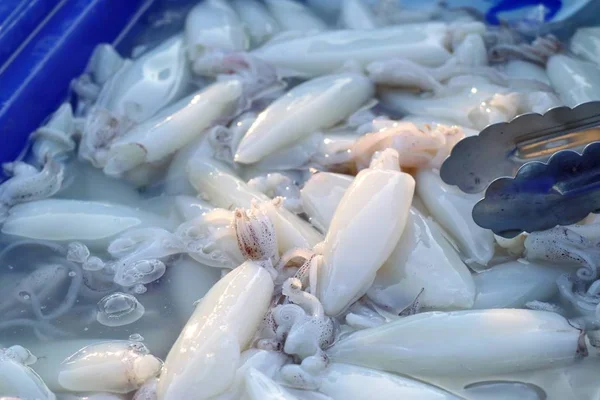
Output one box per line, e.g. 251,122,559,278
0,163,186,361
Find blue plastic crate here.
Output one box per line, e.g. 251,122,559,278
0,0,195,164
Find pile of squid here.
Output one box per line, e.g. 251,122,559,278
2,0,600,399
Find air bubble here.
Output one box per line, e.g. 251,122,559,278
96,292,145,327
18,291,30,301
114,259,166,287
66,242,90,264
129,333,144,342
68,271,76,278
83,256,105,272
133,284,147,294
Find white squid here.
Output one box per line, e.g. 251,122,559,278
339,0,377,30
0,157,64,220
251,23,451,77
103,79,244,177
300,172,353,233
472,260,568,309
316,363,461,400
79,36,190,167
31,103,77,164
268,278,335,386
57,340,162,394
175,208,245,269
96,36,189,124
235,72,374,164
328,309,583,377
184,0,249,75
277,149,414,316
186,157,323,252
1,199,172,249
501,60,550,85
368,206,476,311
315,148,414,314
264,0,326,33
415,169,495,269
231,0,280,47
547,54,600,107
58,392,129,400
0,345,56,400
570,26,600,66
157,261,274,399
366,30,493,92
244,368,300,400
380,81,560,131
210,349,289,400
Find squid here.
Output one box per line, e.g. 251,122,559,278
264,0,326,34
0,345,56,400
268,278,335,387
524,225,600,318
1,199,172,249
316,363,461,399
328,309,584,378
300,172,353,233
415,169,495,269
175,208,245,269
501,60,550,85
103,79,244,177
380,81,560,131
157,261,274,399
472,260,567,310
186,157,323,252
211,349,289,400
78,36,190,167
184,0,248,75
339,0,377,30
251,23,452,77
368,206,476,311
351,119,465,171
31,103,77,164
547,54,600,107
276,149,415,316
244,368,300,400
57,340,162,393
231,0,280,48
366,30,495,92
0,157,64,221
247,173,303,214
234,72,374,164
570,26,600,66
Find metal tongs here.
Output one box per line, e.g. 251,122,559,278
440,101,600,238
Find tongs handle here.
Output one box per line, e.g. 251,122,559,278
440,102,600,194
472,142,600,238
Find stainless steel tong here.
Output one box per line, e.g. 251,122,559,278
440,101,600,238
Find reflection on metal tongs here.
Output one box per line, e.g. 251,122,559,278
440,101,600,238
